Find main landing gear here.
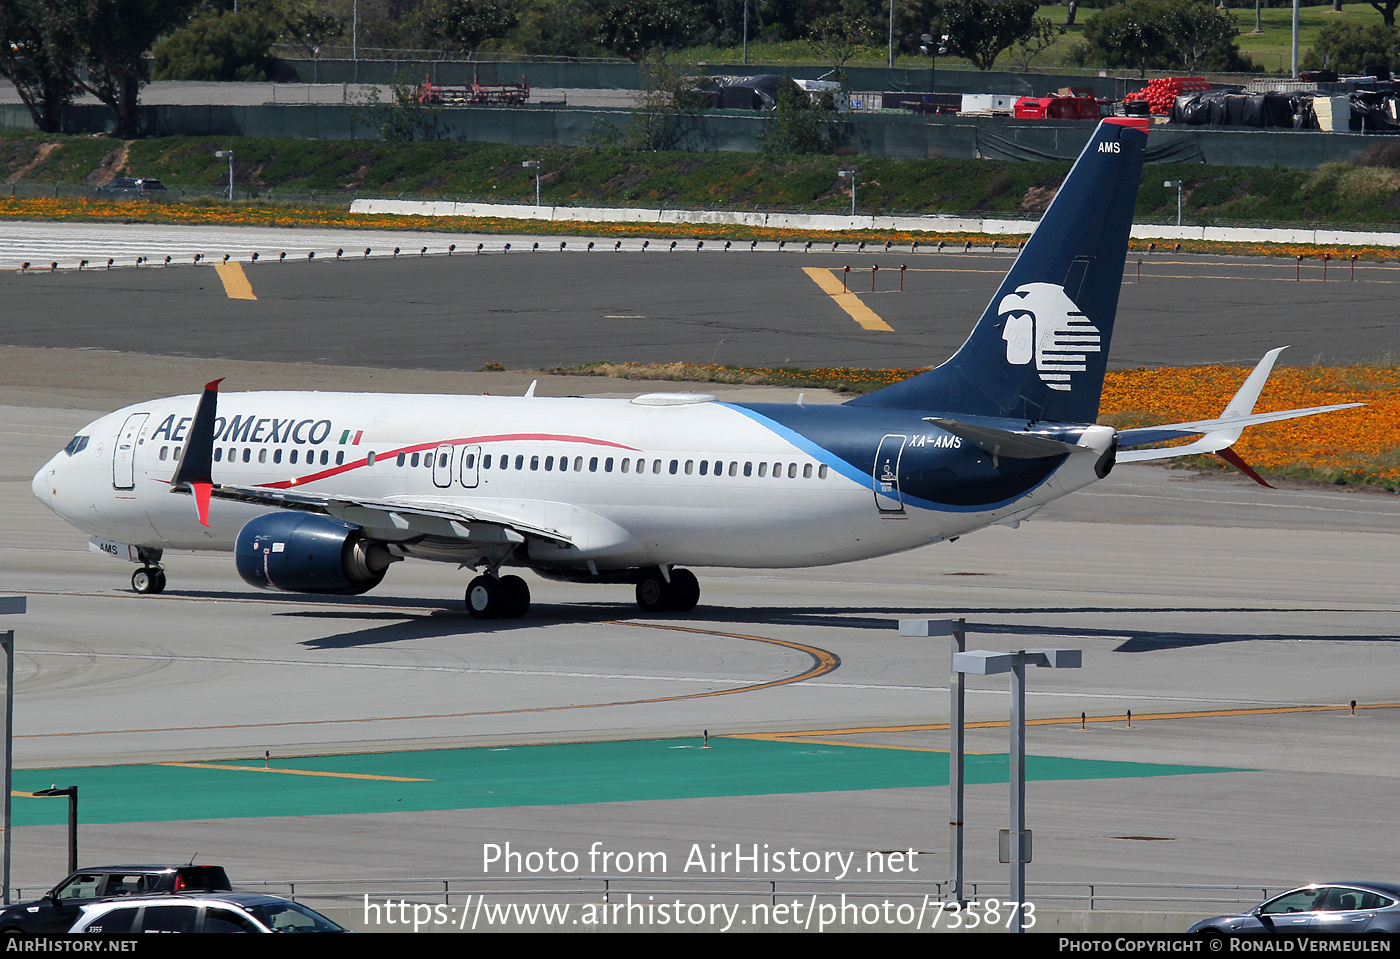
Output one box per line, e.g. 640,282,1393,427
635,567,700,614
465,573,530,620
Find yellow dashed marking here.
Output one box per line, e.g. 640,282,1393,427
803,267,893,331
214,261,257,300
158,762,430,782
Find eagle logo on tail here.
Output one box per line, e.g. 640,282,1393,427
998,282,1101,392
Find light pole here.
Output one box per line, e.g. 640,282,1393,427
920,32,948,93
522,160,541,207
838,169,856,217
1164,179,1183,227
952,647,1082,933
215,150,234,201
743,0,749,66
1,594,24,905
33,786,78,874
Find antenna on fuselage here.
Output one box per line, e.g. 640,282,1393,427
524,380,538,397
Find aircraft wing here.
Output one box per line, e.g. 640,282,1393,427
188,482,574,546
1113,348,1363,485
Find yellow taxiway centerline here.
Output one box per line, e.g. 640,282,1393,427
214,261,257,300
157,762,430,782
803,267,893,331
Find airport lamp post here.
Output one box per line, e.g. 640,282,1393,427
1164,180,1183,227
838,170,856,217
899,618,968,905
920,33,949,93
522,160,541,207
33,786,78,875
953,647,1082,933
1,595,24,904
215,151,234,201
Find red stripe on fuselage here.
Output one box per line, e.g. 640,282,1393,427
259,432,641,489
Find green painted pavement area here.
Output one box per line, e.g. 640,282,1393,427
12,738,1242,826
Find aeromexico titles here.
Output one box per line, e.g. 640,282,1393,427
32,120,1360,619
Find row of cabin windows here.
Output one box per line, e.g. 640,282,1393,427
157,444,831,481
157,446,342,467
438,451,828,480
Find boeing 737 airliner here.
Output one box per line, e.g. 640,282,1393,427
31,120,1359,618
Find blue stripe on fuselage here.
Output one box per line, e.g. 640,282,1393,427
723,403,1065,513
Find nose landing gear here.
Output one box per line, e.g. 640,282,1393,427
131,566,167,594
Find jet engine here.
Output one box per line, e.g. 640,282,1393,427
235,513,396,595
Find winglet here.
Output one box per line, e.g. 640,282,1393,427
171,379,223,526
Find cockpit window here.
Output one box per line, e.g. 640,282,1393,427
64,435,89,456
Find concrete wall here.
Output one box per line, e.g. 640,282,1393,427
349,198,1400,248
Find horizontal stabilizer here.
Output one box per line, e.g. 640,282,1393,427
924,417,1082,459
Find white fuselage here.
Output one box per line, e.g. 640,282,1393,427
32,390,1112,573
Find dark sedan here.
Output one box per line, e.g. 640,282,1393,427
95,177,167,199
1189,882,1400,934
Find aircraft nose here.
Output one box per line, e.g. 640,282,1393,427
32,457,57,507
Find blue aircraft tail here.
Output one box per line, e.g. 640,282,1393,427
848,119,1147,424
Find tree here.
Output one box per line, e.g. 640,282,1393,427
761,76,834,155
0,1,80,132
152,8,281,81
433,0,517,57
595,0,697,61
1161,0,1238,75
939,0,1040,71
625,51,708,150
279,0,344,59
808,0,875,87
1082,0,1170,77
1371,1,1400,29
1304,19,1400,74
50,0,200,138
1006,16,1058,72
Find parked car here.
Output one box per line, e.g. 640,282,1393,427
0,864,230,934
71,893,347,934
1189,882,1400,934
95,177,168,199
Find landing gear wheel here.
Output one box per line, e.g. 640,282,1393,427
667,569,700,612
635,570,673,613
131,567,166,594
465,575,503,619
499,575,530,619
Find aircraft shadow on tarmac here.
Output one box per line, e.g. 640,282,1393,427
154,591,1400,653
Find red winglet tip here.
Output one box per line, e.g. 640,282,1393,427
1216,447,1274,489
204,378,224,392
192,481,213,527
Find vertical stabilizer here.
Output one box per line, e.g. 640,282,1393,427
849,120,1147,424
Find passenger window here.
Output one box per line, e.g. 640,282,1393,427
744,462,752,477
515,455,524,469
466,453,476,469
85,907,137,934
545,455,553,470
320,450,329,465
483,454,492,469
653,459,662,474
274,449,282,464
141,905,198,934
205,908,258,934
715,460,724,477
669,459,678,474
411,453,420,467
336,451,345,465
259,448,268,464
819,464,828,479
531,456,539,471
699,461,708,476
397,452,406,466
290,450,298,465
789,463,798,478
621,459,630,473
574,456,584,471
605,457,614,472
684,460,693,475
559,456,568,472
174,446,181,460
803,463,812,478
159,446,168,461
757,463,766,477
589,457,598,472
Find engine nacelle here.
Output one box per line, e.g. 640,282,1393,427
235,513,396,595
